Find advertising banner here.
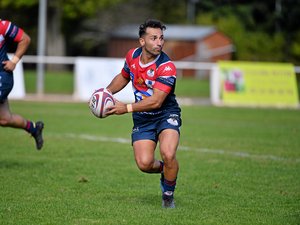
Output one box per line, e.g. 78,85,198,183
8,54,26,99
74,57,134,103
217,61,299,108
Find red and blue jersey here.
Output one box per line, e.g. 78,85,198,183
121,47,180,114
0,19,24,72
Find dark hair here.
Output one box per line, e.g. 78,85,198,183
139,19,166,37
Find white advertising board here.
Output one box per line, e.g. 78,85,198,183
8,54,26,99
74,57,135,103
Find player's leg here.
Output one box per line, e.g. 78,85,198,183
133,139,162,173
0,100,44,150
159,129,179,208
0,99,27,128
131,114,163,174
159,129,179,181
0,72,27,129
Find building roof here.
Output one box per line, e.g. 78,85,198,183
111,24,216,41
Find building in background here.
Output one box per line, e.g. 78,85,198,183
108,24,234,77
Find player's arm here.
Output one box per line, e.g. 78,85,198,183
106,87,168,115
2,31,31,72
129,88,168,112
106,73,130,95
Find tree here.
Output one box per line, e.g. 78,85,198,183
196,0,300,64
150,0,187,24
0,0,125,57
1,0,300,64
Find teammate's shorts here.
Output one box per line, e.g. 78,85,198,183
131,110,182,144
0,71,14,103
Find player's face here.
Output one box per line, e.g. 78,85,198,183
140,27,164,57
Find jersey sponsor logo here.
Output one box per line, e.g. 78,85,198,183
137,110,163,115
132,127,139,133
163,66,172,72
134,88,152,102
145,79,155,88
167,118,179,126
157,76,176,87
137,77,144,85
147,69,155,77
131,63,136,69
167,114,180,126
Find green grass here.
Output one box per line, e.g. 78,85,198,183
23,69,300,98
23,70,210,97
176,77,210,97
0,102,299,225
24,70,74,94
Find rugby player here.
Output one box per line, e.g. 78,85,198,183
0,19,44,150
106,19,181,208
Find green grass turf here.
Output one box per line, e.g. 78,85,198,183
24,70,74,94
176,77,210,97
22,70,300,98
0,101,299,225
23,70,210,97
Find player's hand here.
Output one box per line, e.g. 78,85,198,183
2,60,16,72
106,99,128,115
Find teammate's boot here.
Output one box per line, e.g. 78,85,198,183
162,191,175,209
32,121,44,150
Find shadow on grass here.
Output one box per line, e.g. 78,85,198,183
0,160,44,169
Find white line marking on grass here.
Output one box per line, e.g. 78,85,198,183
62,133,299,163
178,146,298,162
66,133,130,144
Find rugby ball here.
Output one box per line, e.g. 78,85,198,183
89,88,115,118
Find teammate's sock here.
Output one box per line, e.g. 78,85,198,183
24,121,36,135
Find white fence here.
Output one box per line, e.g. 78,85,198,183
20,55,219,103
10,55,300,105
21,55,300,72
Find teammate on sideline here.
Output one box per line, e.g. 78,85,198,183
106,19,181,208
0,19,44,150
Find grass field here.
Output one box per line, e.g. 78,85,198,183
23,69,300,98
0,101,299,225
23,70,210,97
24,70,74,94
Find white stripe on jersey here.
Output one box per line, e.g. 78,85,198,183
4,21,11,35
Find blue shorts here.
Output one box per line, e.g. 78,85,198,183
131,111,182,144
0,71,14,103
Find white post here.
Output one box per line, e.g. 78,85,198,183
210,64,221,106
37,0,47,96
